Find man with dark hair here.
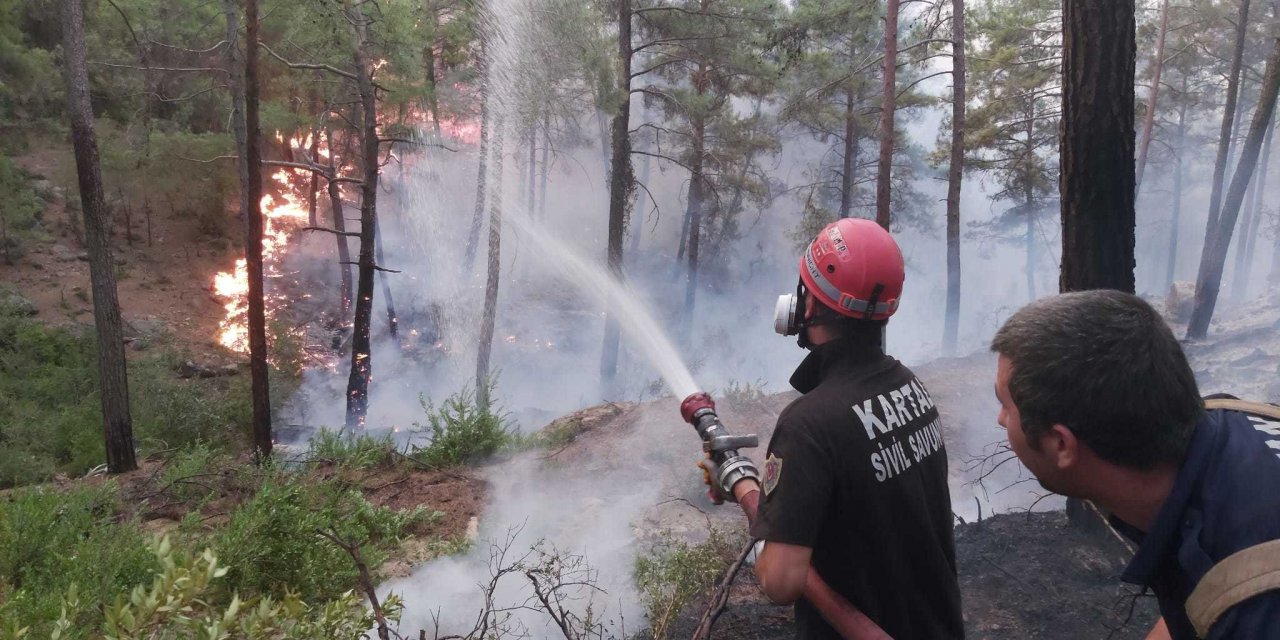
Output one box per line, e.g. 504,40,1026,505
991,290,1280,640
696,218,964,639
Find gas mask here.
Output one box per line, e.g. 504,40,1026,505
773,281,812,348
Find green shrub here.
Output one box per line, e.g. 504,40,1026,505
0,156,44,263
307,428,398,470
720,378,768,404
0,310,252,488
0,484,156,635
0,312,104,484
412,382,514,467
633,528,747,640
156,442,232,505
128,353,253,451
214,478,430,603
11,538,401,640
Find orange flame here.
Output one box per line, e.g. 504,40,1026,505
213,136,319,352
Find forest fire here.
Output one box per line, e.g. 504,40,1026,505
213,155,313,352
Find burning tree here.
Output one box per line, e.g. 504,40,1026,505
245,0,448,429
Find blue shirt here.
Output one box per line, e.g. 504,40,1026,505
1113,405,1280,639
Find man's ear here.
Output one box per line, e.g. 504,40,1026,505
1044,424,1079,470
802,292,820,320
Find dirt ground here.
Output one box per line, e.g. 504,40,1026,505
4,147,242,364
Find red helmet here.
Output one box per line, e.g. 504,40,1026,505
799,218,905,321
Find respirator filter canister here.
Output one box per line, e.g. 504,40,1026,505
773,293,799,336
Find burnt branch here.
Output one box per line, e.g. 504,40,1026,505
340,261,402,273
303,226,361,237
692,540,756,640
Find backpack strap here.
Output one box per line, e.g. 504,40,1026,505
1203,398,1280,421
1186,539,1280,637
1185,398,1280,637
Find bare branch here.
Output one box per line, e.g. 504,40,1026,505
692,540,756,640
340,261,401,273
89,62,227,74
304,226,361,237
147,39,229,55
176,154,238,163
259,41,358,81
378,137,459,152
316,528,392,640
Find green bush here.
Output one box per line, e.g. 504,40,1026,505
307,428,398,470
633,528,747,640
1,537,400,640
0,484,156,635
0,311,105,484
0,155,44,263
213,477,431,603
129,352,253,451
0,309,252,488
720,378,768,403
412,382,514,467
156,441,233,505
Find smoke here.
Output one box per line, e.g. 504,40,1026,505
262,0,1280,636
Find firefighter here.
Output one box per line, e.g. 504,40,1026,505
700,218,964,639
991,290,1280,640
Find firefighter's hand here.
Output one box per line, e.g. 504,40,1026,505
698,453,760,505
698,455,729,505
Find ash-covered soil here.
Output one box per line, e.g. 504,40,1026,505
667,511,1158,640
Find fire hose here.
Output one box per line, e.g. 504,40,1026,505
679,392,892,640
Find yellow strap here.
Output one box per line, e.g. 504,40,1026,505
1203,398,1280,421
1186,538,1280,637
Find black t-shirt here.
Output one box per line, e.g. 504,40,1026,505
751,338,964,640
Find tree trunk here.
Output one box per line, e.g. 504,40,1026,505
600,0,633,389
375,214,398,338
327,126,354,319
1235,113,1275,301
1187,37,1280,339
345,1,381,429
423,4,443,139
539,112,550,220
683,113,707,339
677,198,692,261
465,48,490,267
630,121,651,256
1231,137,1262,301
875,0,900,230
62,0,137,473
1271,215,1280,289
943,0,965,356
1134,0,1170,193
1059,0,1137,294
242,0,271,460
840,26,859,219
1166,93,1188,292
1025,194,1036,301
1060,0,1136,529
307,132,320,227
476,117,504,408
1206,0,1251,233
526,123,537,213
